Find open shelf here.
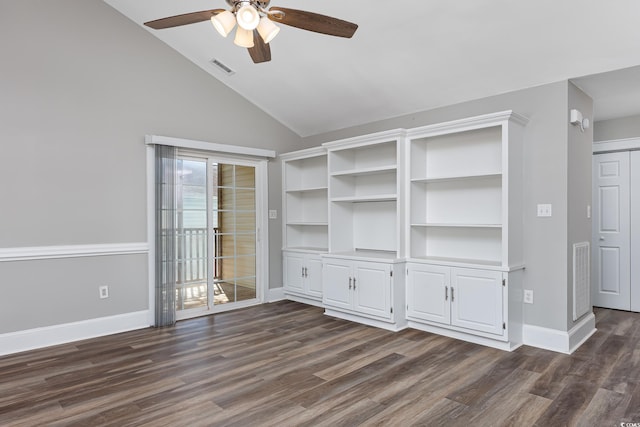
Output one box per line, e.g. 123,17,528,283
286,191,328,225
411,223,502,228
284,153,327,191
410,226,502,264
330,165,397,177
329,140,397,174
284,246,328,253
410,126,502,180
286,224,328,250
411,172,502,184
281,148,329,253
410,255,502,267
331,194,397,203
285,186,328,194
410,175,502,226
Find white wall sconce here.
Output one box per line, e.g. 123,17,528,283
570,109,590,132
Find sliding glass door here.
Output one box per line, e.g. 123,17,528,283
175,154,261,319
212,162,257,306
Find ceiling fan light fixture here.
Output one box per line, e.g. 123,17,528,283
236,4,260,30
234,27,255,48
211,10,236,37
257,16,280,44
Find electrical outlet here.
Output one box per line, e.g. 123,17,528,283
268,210,278,219
99,285,109,299
523,289,534,304
537,204,552,217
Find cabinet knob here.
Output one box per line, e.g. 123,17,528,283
349,277,352,289
451,287,455,302
353,278,356,290
445,286,448,301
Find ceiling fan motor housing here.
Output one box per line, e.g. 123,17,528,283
225,0,271,10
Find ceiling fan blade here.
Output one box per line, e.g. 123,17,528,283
144,9,225,30
248,31,272,63
268,7,358,38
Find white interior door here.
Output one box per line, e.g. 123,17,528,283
592,152,630,310
632,151,640,312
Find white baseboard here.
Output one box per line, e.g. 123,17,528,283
523,312,596,354
266,286,285,302
0,311,150,357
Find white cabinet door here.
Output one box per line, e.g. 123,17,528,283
283,252,305,294
306,255,323,299
407,263,450,325
322,259,352,310
353,261,391,320
451,268,504,336
592,152,631,310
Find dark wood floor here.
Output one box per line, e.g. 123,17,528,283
1,302,639,426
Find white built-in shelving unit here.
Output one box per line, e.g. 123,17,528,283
406,111,527,269
324,130,405,259
320,130,407,330
279,111,529,350
281,147,328,306
404,111,528,350
281,147,328,253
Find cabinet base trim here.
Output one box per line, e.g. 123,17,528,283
324,309,407,332
522,312,596,354
285,293,324,308
407,321,521,351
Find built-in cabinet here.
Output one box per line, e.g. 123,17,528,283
281,147,328,306
320,130,407,330
323,257,392,320
406,263,512,340
283,251,323,305
280,111,528,350
404,111,527,350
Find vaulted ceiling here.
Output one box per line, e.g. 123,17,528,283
105,0,640,136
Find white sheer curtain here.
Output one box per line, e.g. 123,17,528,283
155,145,177,327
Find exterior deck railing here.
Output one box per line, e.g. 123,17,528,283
173,227,220,284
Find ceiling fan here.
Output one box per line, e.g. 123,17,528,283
144,1,358,64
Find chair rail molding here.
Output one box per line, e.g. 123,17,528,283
0,242,149,262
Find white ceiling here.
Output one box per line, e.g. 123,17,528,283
104,0,640,137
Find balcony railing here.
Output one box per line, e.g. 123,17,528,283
172,227,221,284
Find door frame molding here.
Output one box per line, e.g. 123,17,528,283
593,137,640,154
146,135,273,325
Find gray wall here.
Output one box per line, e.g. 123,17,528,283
303,81,581,333
594,114,640,141
0,0,300,333
567,82,594,329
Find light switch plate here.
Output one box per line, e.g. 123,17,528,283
537,204,552,217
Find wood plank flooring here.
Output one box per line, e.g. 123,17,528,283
1,301,639,426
